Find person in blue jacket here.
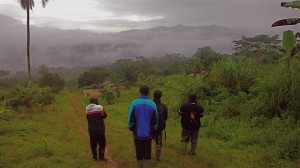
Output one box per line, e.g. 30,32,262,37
128,85,158,168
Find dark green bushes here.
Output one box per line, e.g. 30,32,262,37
5,82,55,112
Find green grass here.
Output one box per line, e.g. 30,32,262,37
99,75,299,168
0,90,110,168
1,74,299,167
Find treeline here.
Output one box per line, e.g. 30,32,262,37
0,33,299,164
1,34,299,119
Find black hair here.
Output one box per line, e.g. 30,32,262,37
153,90,162,99
139,85,149,96
188,92,197,101
89,97,98,105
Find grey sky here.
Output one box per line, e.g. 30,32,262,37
0,0,299,33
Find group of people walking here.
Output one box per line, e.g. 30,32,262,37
85,85,204,167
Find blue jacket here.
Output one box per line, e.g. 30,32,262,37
128,96,158,140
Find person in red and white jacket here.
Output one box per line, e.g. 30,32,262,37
86,97,107,161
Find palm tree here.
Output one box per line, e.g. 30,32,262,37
18,0,49,81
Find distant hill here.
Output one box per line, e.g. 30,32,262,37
0,14,243,72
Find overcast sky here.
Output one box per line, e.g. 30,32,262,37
0,0,300,33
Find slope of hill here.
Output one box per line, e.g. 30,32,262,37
0,14,242,72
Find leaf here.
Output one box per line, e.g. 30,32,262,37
281,1,300,9
283,30,296,53
272,18,300,27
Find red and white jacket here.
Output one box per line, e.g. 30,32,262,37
86,104,107,135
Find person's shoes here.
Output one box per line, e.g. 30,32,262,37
93,156,98,161
188,151,196,155
99,158,108,162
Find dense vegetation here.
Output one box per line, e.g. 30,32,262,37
0,33,300,167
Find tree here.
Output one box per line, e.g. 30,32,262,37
193,46,216,59
39,73,65,93
0,70,10,77
232,34,282,63
101,83,115,105
233,35,281,53
115,59,138,85
187,47,221,74
77,67,110,88
38,64,49,75
18,0,49,81
9,81,40,112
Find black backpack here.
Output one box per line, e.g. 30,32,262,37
156,102,166,132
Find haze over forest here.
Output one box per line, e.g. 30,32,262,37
0,0,298,72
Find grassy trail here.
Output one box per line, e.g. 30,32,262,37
67,92,118,168
0,91,114,168
97,88,210,168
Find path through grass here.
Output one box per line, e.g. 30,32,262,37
0,91,111,168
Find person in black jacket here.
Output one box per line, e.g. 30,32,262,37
86,97,107,161
178,92,204,155
153,90,168,161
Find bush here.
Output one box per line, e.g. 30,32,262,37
249,60,300,119
6,82,55,112
39,73,65,93
209,58,256,93
278,129,300,160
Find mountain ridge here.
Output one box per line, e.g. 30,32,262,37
0,14,243,72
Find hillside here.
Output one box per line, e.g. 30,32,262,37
0,14,242,72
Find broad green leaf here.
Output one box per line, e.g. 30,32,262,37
283,30,296,53
272,18,300,27
281,1,300,9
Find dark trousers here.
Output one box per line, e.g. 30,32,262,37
154,131,163,151
90,134,106,159
134,138,152,160
181,128,199,144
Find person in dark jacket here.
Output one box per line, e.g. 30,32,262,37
178,92,204,155
128,85,158,168
86,97,107,161
153,90,168,161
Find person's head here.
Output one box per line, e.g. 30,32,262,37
139,85,149,96
153,90,162,100
188,92,197,102
89,97,98,105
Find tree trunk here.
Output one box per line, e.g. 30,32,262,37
27,7,31,81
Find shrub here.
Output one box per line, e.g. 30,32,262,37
249,60,300,119
209,58,256,93
39,73,65,93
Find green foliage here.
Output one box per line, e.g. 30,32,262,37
0,92,93,168
249,60,300,119
9,81,41,111
39,73,65,93
209,58,256,93
0,78,18,89
193,46,216,59
283,30,297,53
221,92,248,118
0,70,10,77
185,47,223,74
37,64,49,75
113,59,138,86
77,67,110,88
32,87,55,111
6,81,55,112
101,83,116,105
278,129,300,160
281,1,300,9
233,34,281,53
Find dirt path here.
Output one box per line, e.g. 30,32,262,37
68,92,119,168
